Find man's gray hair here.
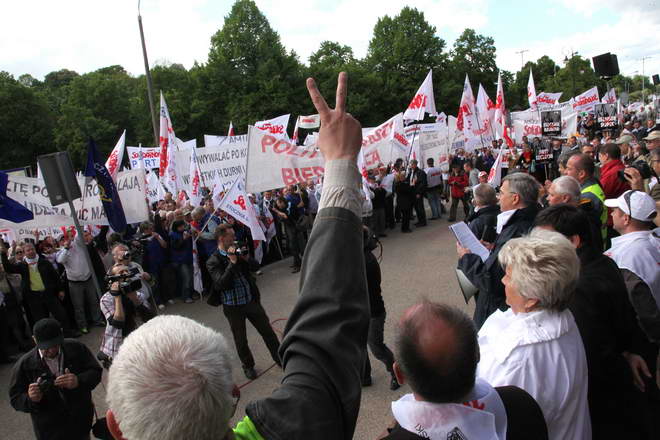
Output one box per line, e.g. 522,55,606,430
502,172,540,207
107,315,235,440
498,229,579,312
552,176,581,203
473,183,497,207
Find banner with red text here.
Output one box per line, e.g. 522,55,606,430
255,114,290,140
361,113,409,170
511,109,577,142
571,86,599,113
127,147,159,169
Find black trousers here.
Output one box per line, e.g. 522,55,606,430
222,300,281,369
399,205,412,231
23,290,69,329
363,314,395,380
413,195,427,225
385,195,395,228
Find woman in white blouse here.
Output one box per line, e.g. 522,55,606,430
477,230,591,440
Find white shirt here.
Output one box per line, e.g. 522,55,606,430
495,209,517,234
56,236,91,281
425,166,443,188
477,308,592,440
380,173,395,196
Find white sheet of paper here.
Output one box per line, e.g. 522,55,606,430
449,222,490,262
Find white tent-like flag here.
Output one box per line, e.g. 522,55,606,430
255,114,290,140
487,148,504,187
601,88,617,104
476,84,496,135
537,92,562,107
158,92,179,195
403,69,437,122
494,72,514,147
218,178,266,242
105,130,126,181
188,147,203,207
228,121,235,137
192,237,203,294
527,68,538,110
457,75,479,140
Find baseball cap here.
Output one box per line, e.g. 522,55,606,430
478,171,487,178
33,318,64,350
604,190,657,222
615,134,633,144
644,131,660,141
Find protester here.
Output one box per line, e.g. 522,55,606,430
624,148,660,202
380,302,548,439
394,170,414,233
370,176,388,237
137,221,171,309
477,231,591,440
564,153,607,244
466,183,499,242
379,165,396,229
168,220,194,303
457,172,540,328
447,163,469,222
9,318,102,440
407,159,427,227
424,158,443,220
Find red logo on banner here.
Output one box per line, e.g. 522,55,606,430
408,94,427,110
232,195,247,211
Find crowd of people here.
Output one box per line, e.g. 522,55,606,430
2,72,659,440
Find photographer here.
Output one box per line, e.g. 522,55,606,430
98,264,155,367
624,149,660,204
9,318,102,440
206,224,281,380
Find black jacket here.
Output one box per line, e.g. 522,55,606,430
2,253,62,296
365,250,385,317
9,339,102,440
467,204,500,242
206,249,261,306
458,205,539,328
406,168,428,196
395,180,414,210
382,386,548,440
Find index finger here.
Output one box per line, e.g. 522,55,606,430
306,78,330,119
335,71,347,114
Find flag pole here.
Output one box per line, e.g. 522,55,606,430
138,1,159,149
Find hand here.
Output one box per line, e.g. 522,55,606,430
227,247,238,264
58,291,65,301
140,272,151,281
623,167,644,191
126,291,141,306
28,383,43,402
55,368,78,390
623,351,652,392
480,240,495,251
306,72,362,161
456,242,471,258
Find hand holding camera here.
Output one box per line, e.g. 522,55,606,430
54,368,78,390
28,382,43,402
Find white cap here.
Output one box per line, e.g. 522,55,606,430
604,190,657,222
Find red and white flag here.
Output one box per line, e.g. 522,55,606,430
536,92,562,107
527,68,538,110
188,147,203,207
292,117,299,144
494,72,514,147
255,114,290,140
218,178,266,242
601,88,617,104
254,203,277,264
105,130,126,181
158,92,179,195
457,75,478,138
403,69,437,122
228,121,235,137
487,148,504,187
572,86,600,113
298,114,321,129
192,237,203,294
476,84,496,134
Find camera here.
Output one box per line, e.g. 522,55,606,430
37,372,55,394
618,160,653,182
228,241,248,256
106,267,142,296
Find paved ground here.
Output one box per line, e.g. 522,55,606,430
0,209,473,440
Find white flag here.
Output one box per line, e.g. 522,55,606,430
487,148,504,187
601,88,617,104
228,121,235,137
435,112,447,125
188,147,203,207
145,170,163,205
159,92,179,195
572,86,600,113
458,75,478,139
298,114,321,129
192,237,203,294
105,130,126,181
527,68,538,110
218,178,266,242
536,92,562,107
476,84,496,139
255,114,290,140
403,69,437,121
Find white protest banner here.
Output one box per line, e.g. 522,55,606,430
403,69,437,122
127,147,159,169
0,169,149,232
245,125,324,193
571,86,599,113
159,92,179,194
145,171,162,205
362,113,409,169
448,116,466,152
536,92,563,108
188,147,203,206
255,114,290,140
218,178,266,242
511,109,577,142
176,138,197,150
419,130,449,165
475,84,496,145
297,114,320,129
204,134,227,148
105,130,126,180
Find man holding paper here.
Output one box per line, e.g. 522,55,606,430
456,173,541,328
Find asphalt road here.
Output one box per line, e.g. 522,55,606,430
0,209,473,440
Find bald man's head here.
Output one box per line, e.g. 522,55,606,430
395,302,478,403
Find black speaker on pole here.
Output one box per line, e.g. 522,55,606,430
37,152,81,207
653,74,660,86
592,53,620,78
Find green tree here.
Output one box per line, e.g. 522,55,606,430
0,72,55,170
543,54,605,101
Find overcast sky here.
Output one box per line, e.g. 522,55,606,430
3,0,659,85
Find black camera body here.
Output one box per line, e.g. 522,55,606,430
228,241,248,256
618,160,653,182
106,267,142,296
37,372,55,394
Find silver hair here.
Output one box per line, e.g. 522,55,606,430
107,315,235,440
473,184,497,207
498,230,579,312
502,172,540,207
192,207,206,218
551,176,581,203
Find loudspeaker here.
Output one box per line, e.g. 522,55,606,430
37,152,81,206
653,74,660,86
592,53,619,77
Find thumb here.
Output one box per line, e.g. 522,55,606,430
640,361,652,378
65,368,70,374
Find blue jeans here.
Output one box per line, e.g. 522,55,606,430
426,187,442,219
172,262,193,300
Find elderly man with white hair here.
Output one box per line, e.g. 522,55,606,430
477,230,591,440
105,73,371,440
